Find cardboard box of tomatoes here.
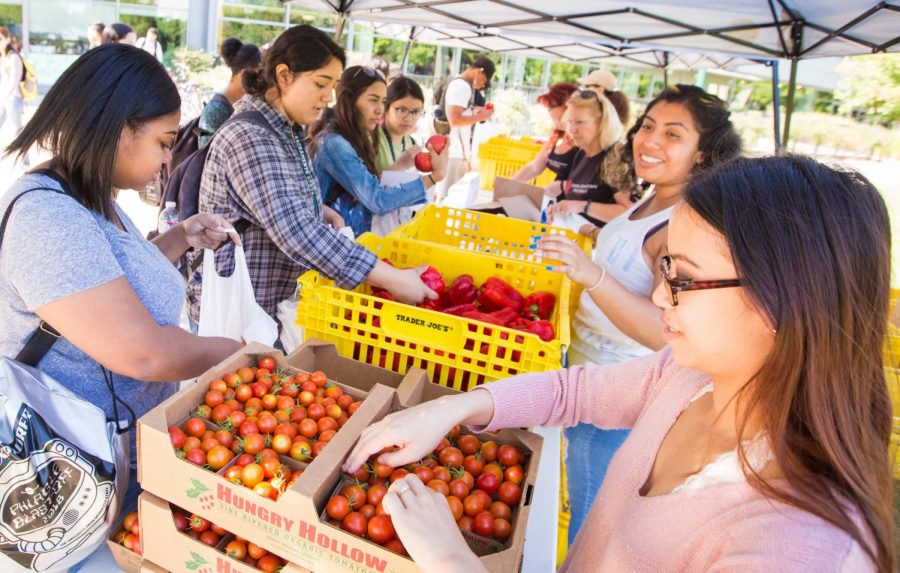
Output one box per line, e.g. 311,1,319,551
107,511,145,573
139,491,310,573
136,339,542,573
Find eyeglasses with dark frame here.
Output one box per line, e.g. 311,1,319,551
391,105,425,120
658,254,742,306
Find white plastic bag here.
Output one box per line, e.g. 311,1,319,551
198,246,278,346
276,292,304,354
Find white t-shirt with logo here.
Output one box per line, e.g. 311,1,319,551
443,77,474,160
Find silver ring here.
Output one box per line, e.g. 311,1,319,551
394,483,410,495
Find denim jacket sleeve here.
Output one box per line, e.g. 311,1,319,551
316,133,426,215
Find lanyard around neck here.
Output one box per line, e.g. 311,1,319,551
382,124,407,163
292,125,320,218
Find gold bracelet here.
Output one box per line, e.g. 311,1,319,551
585,267,606,292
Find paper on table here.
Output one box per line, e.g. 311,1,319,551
549,212,592,233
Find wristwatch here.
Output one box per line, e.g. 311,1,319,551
582,200,592,215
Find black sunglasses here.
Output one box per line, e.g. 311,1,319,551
352,66,385,81
658,255,742,306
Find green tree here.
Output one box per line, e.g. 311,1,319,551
549,61,583,84
835,54,900,127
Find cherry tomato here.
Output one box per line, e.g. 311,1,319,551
358,503,376,520
225,539,247,560
482,463,504,482
476,472,500,495
299,418,318,439
498,444,522,467
367,514,395,544
463,494,485,517
446,496,464,521
247,542,268,559
199,530,220,546
223,372,242,388
413,465,433,484
256,555,282,573
473,511,494,537
341,484,367,509
326,495,351,520
168,426,186,449
253,481,278,500
318,416,338,433
206,445,233,470
438,447,463,468
341,512,368,537
242,433,265,455
271,434,292,455
189,514,210,533
457,516,474,532
493,517,511,540
432,466,452,483
235,384,253,403
258,356,277,371
383,539,407,556
240,463,264,488
205,390,224,408
367,484,387,506
184,418,207,438
256,415,277,435
209,379,227,393
497,481,522,505
290,441,311,461
489,500,511,520
224,465,243,483
310,371,328,387
463,455,483,477
458,435,481,456
504,465,524,485
480,440,498,463
184,448,206,466
237,367,255,383
122,512,139,535
389,468,409,483
427,479,450,496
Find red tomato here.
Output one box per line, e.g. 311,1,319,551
504,465,524,485
413,465,433,483
480,440,498,463
310,371,328,387
182,437,201,452
311,440,328,457
438,447,463,468
476,473,500,495
482,463,504,482
205,390,224,408
367,514,395,544
326,496,351,520
341,512,368,537
457,516,474,532
209,379,227,393
290,441,311,461
341,484,367,509
389,468,409,483
497,482,522,505
168,426,186,449
256,555,281,573
253,482,278,500
299,418,318,439
223,372,242,388
367,484,387,506
189,514,210,533
242,433,265,455
122,512,139,535
427,479,450,496
235,384,253,403
261,394,278,411
256,415,277,435
271,434,292,455
383,539,407,556
184,448,206,466
199,530,220,546
237,367,255,383
235,453,254,467
238,420,259,437
432,466,452,483
493,517,511,540
498,444,522,467
307,403,325,421
318,429,337,443
258,356,277,371
463,494,485,517
473,511,494,537
458,435,481,456
247,542,268,559
224,465,243,483
489,501,511,520
463,455,483,477
183,418,207,438
446,496,464,521
260,457,282,479
358,503,376,520
337,394,354,410
317,416,338,433
214,430,234,448
206,445,233,470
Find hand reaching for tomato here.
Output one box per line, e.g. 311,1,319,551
342,391,495,474
382,475,486,573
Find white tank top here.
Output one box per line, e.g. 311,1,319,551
572,193,675,359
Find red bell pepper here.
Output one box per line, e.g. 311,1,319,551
371,288,397,301
509,316,534,330
524,291,556,320
462,310,506,326
477,277,524,312
526,320,555,342
443,303,478,317
490,307,520,326
443,274,477,306
419,265,446,295
419,297,443,311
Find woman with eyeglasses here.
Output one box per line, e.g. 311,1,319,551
309,66,448,237
545,90,630,229
343,155,896,573
187,27,438,333
512,82,579,183
541,85,742,543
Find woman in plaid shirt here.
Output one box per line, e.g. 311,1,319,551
187,25,436,328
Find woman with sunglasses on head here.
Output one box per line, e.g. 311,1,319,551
540,85,742,543
545,90,630,229
309,66,447,237
187,27,437,332
344,155,896,573
512,82,579,183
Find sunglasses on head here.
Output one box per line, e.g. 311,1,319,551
352,66,385,81
578,89,602,103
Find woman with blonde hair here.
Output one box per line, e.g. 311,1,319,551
545,90,629,228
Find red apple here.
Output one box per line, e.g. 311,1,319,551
485,102,494,110
414,151,433,172
426,134,448,155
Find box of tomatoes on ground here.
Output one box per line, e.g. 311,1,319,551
107,510,145,573
139,491,310,573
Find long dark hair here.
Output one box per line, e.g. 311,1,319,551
220,38,261,77
684,155,895,573
309,66,386,176
101,23,133,45
606,84,741,196
242,25,345,98
5,44,180,221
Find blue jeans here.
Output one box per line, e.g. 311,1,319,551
564,423,629,545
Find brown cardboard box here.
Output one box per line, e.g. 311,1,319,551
470,177,545,221
139,491,309,573
137,340,540,573
140,560,170,572
107,530,144,573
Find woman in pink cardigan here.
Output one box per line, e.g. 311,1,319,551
345,155,895,572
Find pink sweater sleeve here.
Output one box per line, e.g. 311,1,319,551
474,348,676,432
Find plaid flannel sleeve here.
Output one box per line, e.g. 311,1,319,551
220,122,377,289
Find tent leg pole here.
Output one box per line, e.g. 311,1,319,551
782,58,798,151
334,15,345,42
771,60,782,155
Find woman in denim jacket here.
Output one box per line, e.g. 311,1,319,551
309,66,447,237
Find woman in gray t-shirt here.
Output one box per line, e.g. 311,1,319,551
0,46,242,502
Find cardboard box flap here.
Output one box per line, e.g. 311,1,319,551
493,177,544,209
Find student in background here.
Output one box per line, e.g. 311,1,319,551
87,22,104,49
102,23,136,46
135,27,164,63
513,82,579,183
198,38,261,149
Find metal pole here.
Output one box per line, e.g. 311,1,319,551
770,60,782,155
782,58,799,151
663,52,669,89
401,27,415,72
334,14,345,42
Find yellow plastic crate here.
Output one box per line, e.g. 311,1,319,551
883,332,900,369
477,136,556,190
891,434,900,481
887,367,900,417
296,234,572,391
391,205,593,264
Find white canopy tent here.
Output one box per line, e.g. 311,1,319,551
285,1,899,150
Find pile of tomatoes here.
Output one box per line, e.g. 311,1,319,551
171,506,288,572
324,425,527,549
167,356,364,500
112,512,142,556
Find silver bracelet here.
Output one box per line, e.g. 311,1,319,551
585,267,606,292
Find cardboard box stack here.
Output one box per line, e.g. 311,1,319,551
131,340,542,572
